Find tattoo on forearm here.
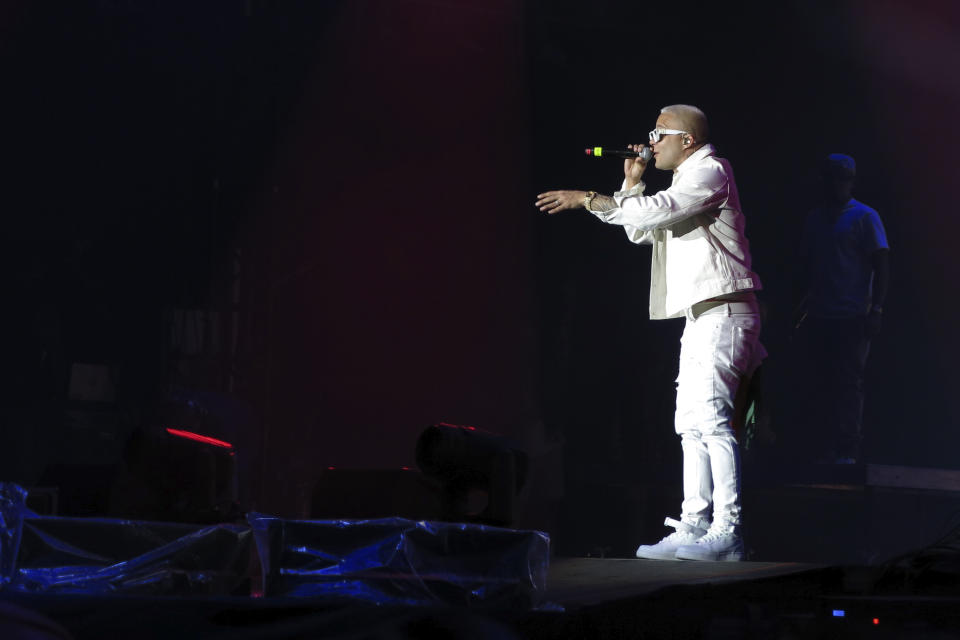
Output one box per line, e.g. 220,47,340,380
589,194,617,212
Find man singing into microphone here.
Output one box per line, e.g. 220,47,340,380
535,105,764,561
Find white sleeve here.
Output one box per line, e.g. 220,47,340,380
587,180,654,244
594,163,729,233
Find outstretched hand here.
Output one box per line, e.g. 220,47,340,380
535,190,587,214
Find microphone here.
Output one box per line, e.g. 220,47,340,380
584,147,653,162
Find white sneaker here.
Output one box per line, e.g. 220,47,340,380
635,517,708,560
675,526,744,561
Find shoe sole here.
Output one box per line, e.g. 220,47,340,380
675,549,744,561
635,551,683,561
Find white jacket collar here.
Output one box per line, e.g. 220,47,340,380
675,143,717,176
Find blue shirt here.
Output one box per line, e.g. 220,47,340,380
802,198,888,318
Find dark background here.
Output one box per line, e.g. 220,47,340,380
1,0,958,547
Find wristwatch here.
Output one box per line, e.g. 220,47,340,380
583,190,597,210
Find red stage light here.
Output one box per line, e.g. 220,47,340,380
437,422,478,432
165,428,233,449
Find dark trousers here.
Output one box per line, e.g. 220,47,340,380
805,315,871,460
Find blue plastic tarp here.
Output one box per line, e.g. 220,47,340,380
248,514,553,609
0,483,28,586
1,483,556,609
10,516,251,595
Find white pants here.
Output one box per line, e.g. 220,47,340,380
675,301,764,530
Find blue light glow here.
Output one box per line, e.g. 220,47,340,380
832,610,845,617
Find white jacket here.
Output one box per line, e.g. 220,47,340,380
588,144,761,319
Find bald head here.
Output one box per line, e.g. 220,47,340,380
660,104,709,144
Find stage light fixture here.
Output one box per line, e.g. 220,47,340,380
415,423,527,526
109,395,240,523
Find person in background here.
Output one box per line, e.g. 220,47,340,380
798,153,889,465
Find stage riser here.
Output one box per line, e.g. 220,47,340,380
744,485,960,564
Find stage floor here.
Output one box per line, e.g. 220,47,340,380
545,557,824,609
4,557,959,638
